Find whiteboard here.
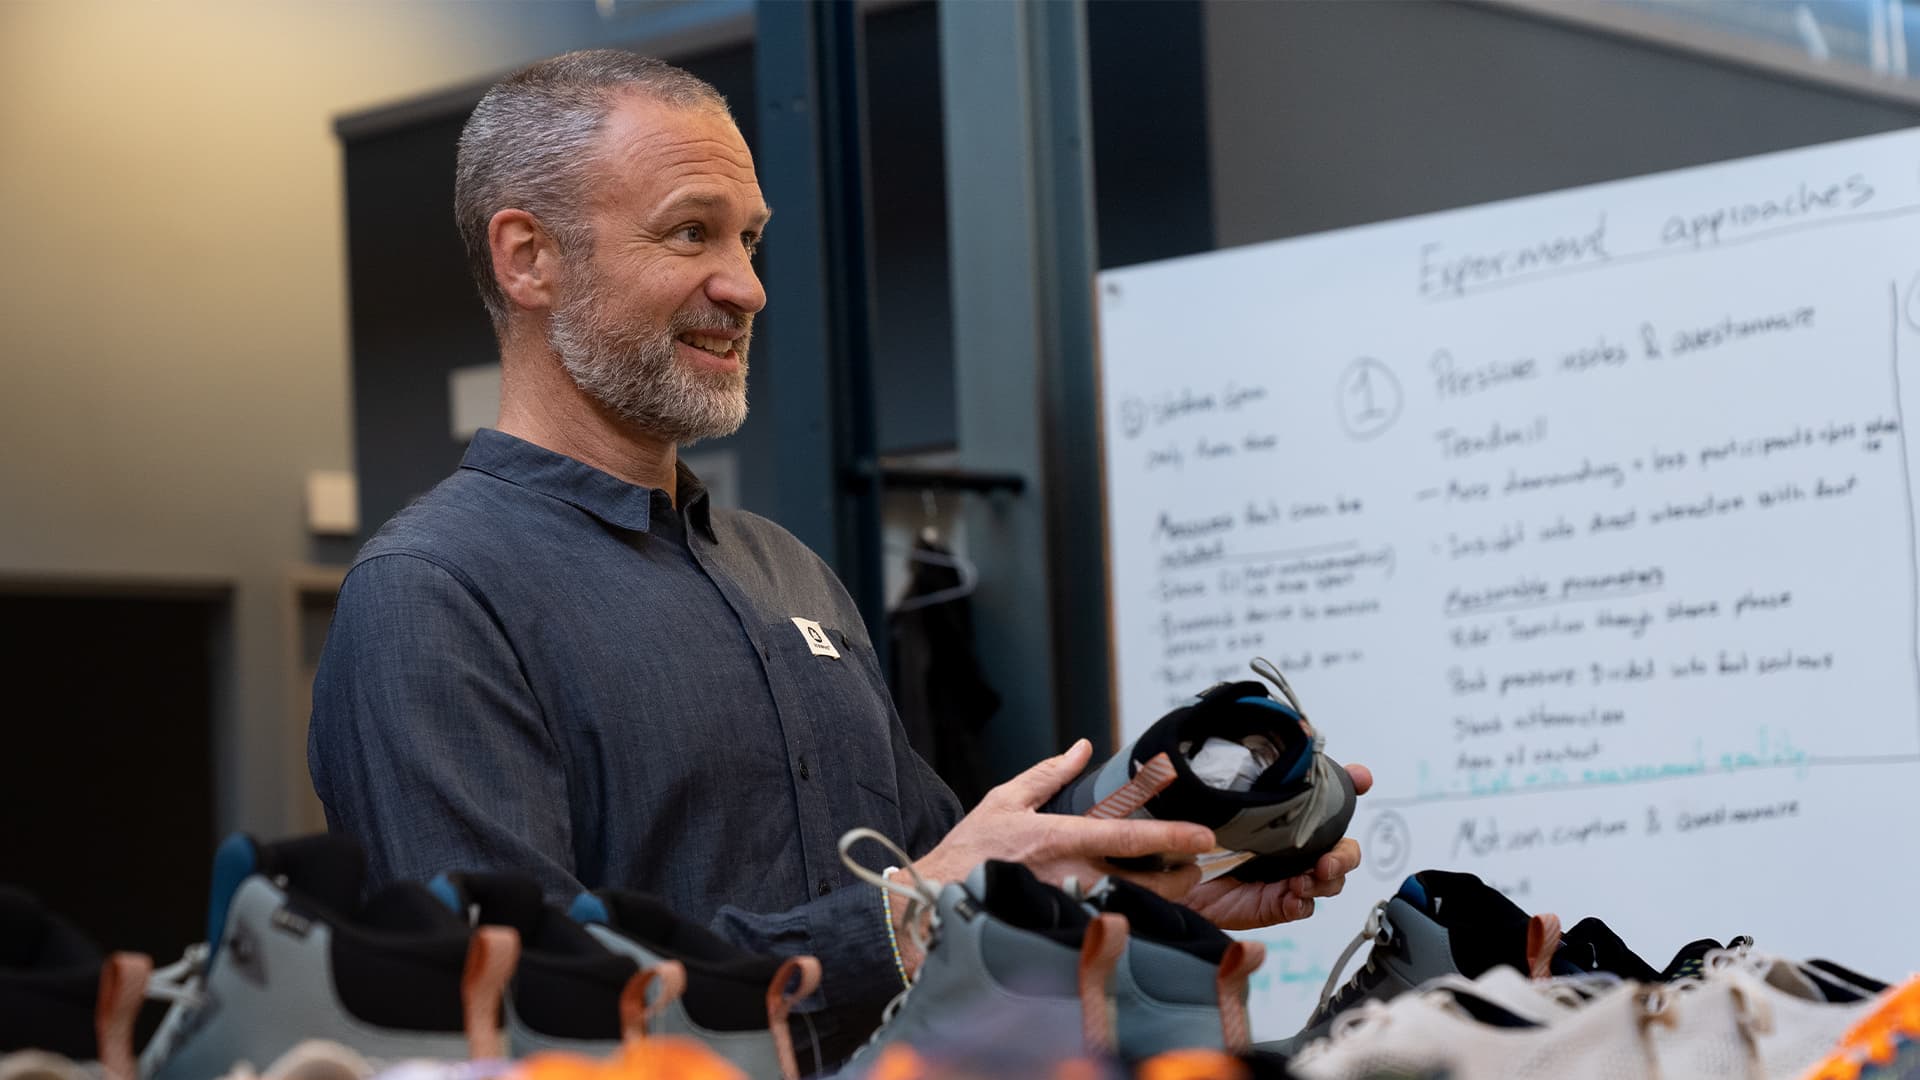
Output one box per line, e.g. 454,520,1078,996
1096,126,1920,1039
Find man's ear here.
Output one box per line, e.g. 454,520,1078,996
489,208,565,315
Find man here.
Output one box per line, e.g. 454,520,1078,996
309,50,1368,1061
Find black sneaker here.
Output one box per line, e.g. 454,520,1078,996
429,872,643,1057
1265,870,1575,1054
0,887,147,1078
1055,660,1356,883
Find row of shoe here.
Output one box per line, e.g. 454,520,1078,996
0,826,1308,1080
0,662,1368,1080
1258,867,1919,1080
0,832,834,1080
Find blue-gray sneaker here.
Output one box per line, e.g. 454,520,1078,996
429,872,646,1059
140,834,515,1080
567,888,821,1080
1081,877,1264,1061
1262,869,1572,1057
834,830,1129,1077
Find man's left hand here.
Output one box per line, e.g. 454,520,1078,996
1180,763,1373,930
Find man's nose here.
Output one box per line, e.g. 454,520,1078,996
707,248,767,314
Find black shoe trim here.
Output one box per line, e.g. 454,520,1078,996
0,886,102,1057
593,890,786,1033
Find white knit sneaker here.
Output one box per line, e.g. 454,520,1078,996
1288,975,1661,1080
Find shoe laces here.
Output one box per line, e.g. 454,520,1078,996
1307,900,1392,1025
1249,657,1309,721
837,829,948,1049
146,942,210,1009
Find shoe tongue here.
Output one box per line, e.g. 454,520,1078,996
1399,870,1535,977
975,861,1090,945
1558,917,1660,982
204,833,260,952
1660,938,1726,981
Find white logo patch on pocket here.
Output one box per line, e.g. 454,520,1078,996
790,617,841,659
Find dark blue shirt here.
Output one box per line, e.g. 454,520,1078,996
308,429,961,1056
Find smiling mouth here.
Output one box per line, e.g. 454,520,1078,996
676,332,737,358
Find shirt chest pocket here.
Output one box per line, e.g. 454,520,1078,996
759,619,906,819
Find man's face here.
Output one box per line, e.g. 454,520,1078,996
547,95,770,445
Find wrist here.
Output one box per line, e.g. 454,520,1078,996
884,867,929,979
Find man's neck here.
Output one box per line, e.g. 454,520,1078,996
494,331,679,503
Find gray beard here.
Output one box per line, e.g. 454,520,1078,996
547,279,751,446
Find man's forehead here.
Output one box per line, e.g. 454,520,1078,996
593,96,763,209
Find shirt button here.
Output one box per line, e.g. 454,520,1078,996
798,757,812,780
817,880,832,896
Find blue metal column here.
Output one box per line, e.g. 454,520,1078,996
754,1,887,646
939,0,1111,772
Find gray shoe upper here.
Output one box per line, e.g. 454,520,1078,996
1108,936,1225,1059
579,923,790,1078
140,878,468,1080
837,867,1088,1077
1272,890,1485,1055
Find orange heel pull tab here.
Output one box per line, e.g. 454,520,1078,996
1215,940,1265,1054
1526,913,1563,979
95,952,151,1080
766,955,823,1080
1137,1049,1252,1080
619,960,687,1042
461,926,519,1061
1078,913,1129,1055
1086,753,1177,820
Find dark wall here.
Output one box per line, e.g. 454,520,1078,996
1088,0,1216,269
0,593,219,963
866,3,957,454
1202,1,1920,248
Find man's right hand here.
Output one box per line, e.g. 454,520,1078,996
888,739,1214,974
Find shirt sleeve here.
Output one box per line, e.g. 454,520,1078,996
707,878,902,1064
308,552,582,898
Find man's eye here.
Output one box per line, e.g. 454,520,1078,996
743,233,763,257
678,224,705,243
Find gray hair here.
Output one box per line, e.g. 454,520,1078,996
454,49,731,331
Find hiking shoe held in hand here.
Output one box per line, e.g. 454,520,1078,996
1055,659,1356,884
140,833,517,1080
567,888,819,1080
0,887,147,1079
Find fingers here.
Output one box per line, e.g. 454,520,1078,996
1346,763,1374,796
1107,862,1203,903
988,739,1096,810
1060,816,1216,859
1280,894,1316,922
1316,837,1362,883
1280,839,1361,899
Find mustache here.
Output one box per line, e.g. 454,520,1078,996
669,308,753,336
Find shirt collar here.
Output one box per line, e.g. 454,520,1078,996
460,429,718,541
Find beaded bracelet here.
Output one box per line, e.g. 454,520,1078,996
879,866,911,990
